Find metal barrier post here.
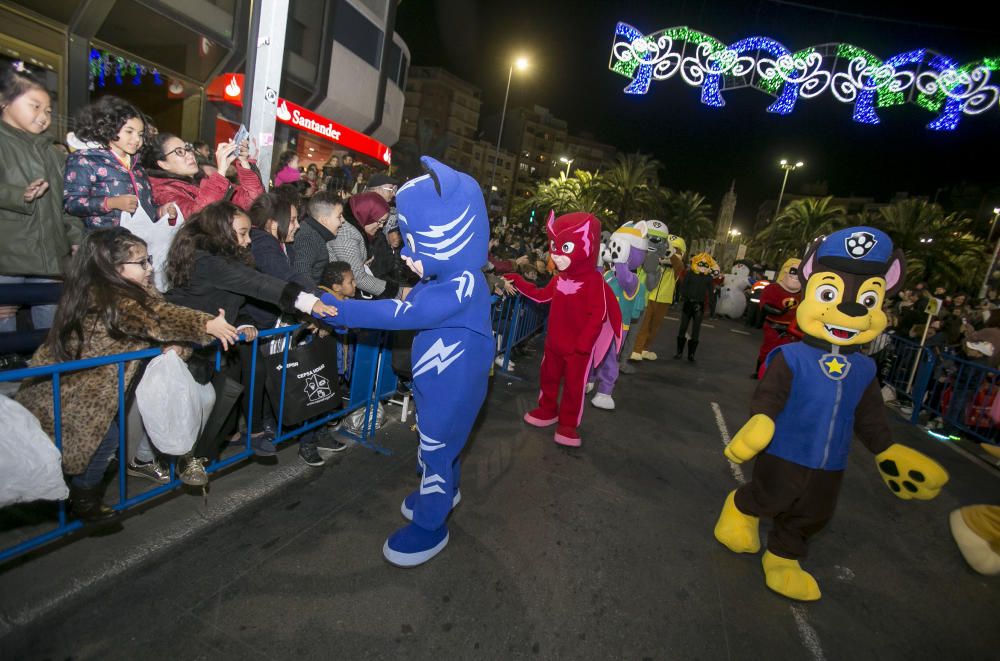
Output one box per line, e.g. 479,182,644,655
910,347,933,425
117,362,127,505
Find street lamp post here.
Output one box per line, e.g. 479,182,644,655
559,156,574,178
979,208,1000,300
488,56,528,217
762,159,803,263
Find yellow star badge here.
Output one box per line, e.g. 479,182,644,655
819,354,851,380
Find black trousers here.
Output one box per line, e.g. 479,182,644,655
734,452,844,560
677,300,705,342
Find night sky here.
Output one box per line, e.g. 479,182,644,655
395,0,1000,231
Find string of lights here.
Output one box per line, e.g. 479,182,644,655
609,22,999,131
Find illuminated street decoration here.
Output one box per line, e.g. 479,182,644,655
609,22,999,131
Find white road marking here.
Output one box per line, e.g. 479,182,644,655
729,329,751,335
710,402,745,485
702,323,716,328
713,402,827,661
790,605,827,661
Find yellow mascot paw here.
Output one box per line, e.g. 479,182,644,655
762,551,821,602
714,490,760,553
724,414,775,464
949,507,1000,576
874,443,949,500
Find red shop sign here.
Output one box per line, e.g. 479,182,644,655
208,74,391,165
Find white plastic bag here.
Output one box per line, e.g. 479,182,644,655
136,351,215,455
120,206,184,292
0,394,69,507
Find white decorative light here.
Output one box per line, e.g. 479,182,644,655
609,21,1000,131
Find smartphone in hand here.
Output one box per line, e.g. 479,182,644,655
233,124,249,146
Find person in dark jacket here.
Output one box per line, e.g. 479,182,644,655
293,192,344,282
144,132,263,219
674,252,720,362
244,191,314,328
165,201,336,459
0,63,83,332
63,96,169,230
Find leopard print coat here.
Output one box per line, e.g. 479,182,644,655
15,292,214,475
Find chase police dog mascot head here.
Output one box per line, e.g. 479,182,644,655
796,227,904,347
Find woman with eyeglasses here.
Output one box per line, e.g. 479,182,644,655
144,133,263,220
16,227,239,520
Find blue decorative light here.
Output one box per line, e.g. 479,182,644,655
609,22,1000,132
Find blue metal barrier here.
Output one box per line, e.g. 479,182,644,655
880,334,1000,445
492,294,548,375
0,293,549,563
0,324,381,563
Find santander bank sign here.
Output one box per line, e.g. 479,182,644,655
210,74,391,165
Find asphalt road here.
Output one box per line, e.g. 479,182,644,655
1,314,998,660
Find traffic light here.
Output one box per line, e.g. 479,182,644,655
529,209,536,224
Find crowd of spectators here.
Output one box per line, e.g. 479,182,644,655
2,62,509,522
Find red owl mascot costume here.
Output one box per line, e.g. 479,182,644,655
504,212,621,447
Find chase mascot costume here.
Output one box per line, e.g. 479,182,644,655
714,227,949,600
505,212,621,447
316,157,493,567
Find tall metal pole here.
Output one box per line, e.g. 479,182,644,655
987,209,1000,243
488,65,514,216
763,166,792,263
244,0,289,189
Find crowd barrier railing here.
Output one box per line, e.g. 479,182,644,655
881,334,1000,445
1,293,549,563
491,294,548,375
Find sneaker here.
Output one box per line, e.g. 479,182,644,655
629,352,643,361
641,350,658,361
250,427,277,456
494,355,515,369
318,440,348,455
177,456,208,487
298,442,325,467
126,458,170,484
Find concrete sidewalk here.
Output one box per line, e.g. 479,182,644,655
1,317,998,660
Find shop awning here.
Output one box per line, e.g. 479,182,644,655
207,74,391,165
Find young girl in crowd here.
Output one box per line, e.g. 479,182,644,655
63,96,173,230
15,228,239,521
272,150,301,188
165,201,337,465
143,133,263,218
0,63,82,332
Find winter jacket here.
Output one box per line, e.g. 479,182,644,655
292,216,336,283
327,220,397,299
273,166,301,188
63,148,156,230
244,227,315,327
15,290,213,474
0,121,83,276
165,249,306,325
147,163,263,219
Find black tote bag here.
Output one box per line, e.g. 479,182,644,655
263,334,342,426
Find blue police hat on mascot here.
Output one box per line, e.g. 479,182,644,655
395,156,488,278
814,226,894,276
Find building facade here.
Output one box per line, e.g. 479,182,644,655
0,0,407,173
397,66,516,217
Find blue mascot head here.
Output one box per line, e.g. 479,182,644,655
395,156,489,279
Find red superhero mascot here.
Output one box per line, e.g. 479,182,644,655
754,257,803,378
504,211,621,447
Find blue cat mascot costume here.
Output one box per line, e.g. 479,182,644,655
315,157,492,567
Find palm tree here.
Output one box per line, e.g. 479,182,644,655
597,152,661,226
660,189,714,241
510,170,607,223
869,199,984,292
755,196,847,263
